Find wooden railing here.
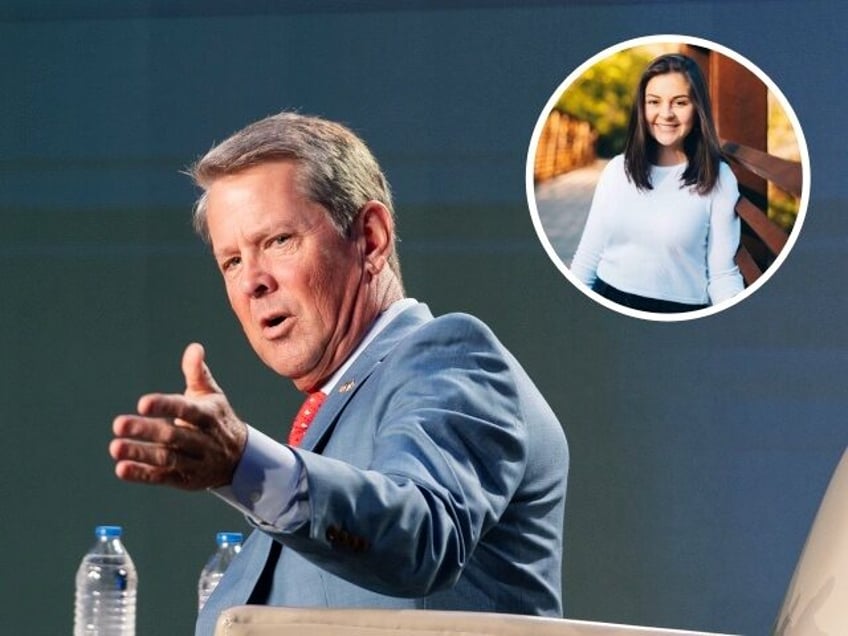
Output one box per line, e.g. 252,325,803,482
722,140,802,285
534,111,597,182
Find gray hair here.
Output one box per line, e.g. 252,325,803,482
188,111,400,275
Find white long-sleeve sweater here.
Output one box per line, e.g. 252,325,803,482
570,155,744,305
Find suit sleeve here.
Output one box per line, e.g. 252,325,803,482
272,315,528,597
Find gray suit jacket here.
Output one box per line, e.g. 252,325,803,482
196,304,568,635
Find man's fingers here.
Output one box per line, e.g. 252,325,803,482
114,414,171,441
113,459,204,490
135,393,207,426
111,435,227,490
114,459,168,484
109,437,178,467
112,415,207,457
110,344,245,491
110,434,213,489
182,342,222,396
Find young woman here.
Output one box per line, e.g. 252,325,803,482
570,53,744,313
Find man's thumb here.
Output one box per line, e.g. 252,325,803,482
182,342,222,395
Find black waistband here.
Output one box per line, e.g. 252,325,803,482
592,278,708,314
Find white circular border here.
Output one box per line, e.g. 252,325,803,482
525,34,811,322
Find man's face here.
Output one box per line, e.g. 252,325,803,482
205,160,366,390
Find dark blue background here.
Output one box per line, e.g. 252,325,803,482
0,2,844,634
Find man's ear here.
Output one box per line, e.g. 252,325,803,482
356,200,394,276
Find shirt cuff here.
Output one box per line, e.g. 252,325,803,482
708,269,745,305
209,425,309,533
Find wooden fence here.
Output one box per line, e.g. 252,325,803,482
534,111,597,182
723,140,802,285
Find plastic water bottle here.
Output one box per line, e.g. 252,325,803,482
198,532,243,611
74,525,138,636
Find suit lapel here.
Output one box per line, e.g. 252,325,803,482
199,304,434,634
299,303,433,453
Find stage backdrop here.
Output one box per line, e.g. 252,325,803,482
0,2,844,634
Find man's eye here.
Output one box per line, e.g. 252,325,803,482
221,257,240,272
274,235,289,244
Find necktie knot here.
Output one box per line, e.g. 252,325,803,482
288,391,326,447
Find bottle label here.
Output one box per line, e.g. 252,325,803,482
115,568,129,591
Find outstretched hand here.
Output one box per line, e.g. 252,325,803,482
110,343,248,490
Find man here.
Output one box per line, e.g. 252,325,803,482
110,112,568,635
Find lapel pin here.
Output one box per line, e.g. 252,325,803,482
338,380,355,394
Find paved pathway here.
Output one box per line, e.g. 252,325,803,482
533,159,606,266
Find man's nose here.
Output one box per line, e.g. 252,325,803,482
239,258,277,298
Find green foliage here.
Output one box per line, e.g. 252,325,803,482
767,92,802,233
555,49,652,157
769,191,799,233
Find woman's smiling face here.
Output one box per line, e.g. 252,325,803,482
644,71,695,163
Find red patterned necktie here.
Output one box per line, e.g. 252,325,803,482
287,391,326,447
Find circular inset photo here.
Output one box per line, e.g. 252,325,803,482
526,34,809,321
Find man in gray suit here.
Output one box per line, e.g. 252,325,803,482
110,112,568,636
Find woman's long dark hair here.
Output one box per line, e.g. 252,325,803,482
623,53,724,194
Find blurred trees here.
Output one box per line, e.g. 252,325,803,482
767,91,802,232
554,49,652,158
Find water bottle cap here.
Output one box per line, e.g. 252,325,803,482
95,525,123,538
216,532,243,546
